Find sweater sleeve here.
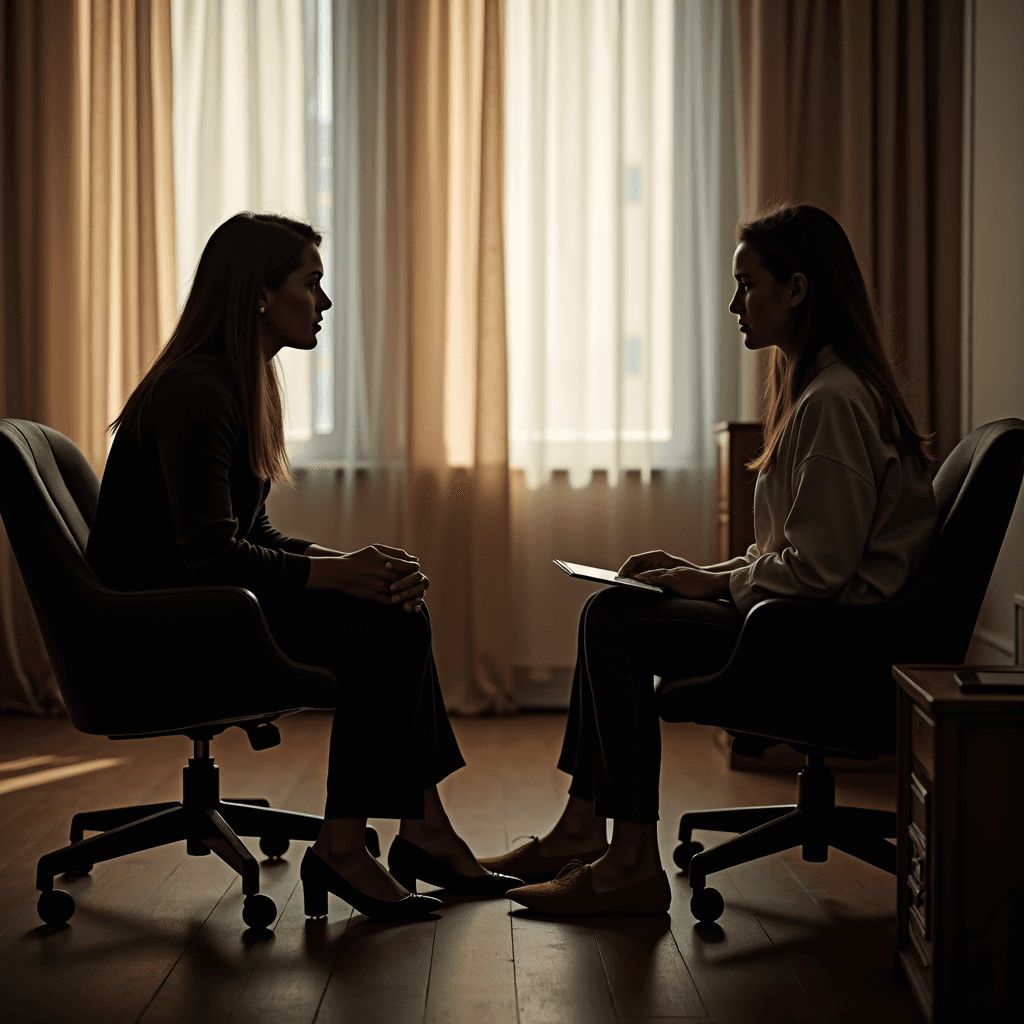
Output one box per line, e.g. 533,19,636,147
729,456,876,613
150,372,311,594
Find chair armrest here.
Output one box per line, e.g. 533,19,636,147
48,579,338,736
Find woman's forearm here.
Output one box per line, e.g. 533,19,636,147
700,569,735,599
305,543,346,558
700,555,750,573
304,545,347,590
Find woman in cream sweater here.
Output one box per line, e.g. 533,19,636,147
482,203,937,917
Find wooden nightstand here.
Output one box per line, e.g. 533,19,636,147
892,665,1024,1024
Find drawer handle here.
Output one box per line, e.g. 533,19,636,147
910,773,928,804
910,854,925,884
906,875,928,908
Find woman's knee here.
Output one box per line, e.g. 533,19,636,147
584,585,648,638
387,600,432,644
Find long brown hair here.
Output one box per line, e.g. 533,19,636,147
109,212,322,486
742,203,934,475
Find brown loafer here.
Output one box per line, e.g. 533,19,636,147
477,836,609,885
508,861,672,917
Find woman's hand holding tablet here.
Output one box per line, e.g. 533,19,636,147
616,548,735,600
554,548,735,601
617,548,700,577
630,565,734,600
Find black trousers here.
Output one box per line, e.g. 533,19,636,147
259,591,465,820
557,587,744,823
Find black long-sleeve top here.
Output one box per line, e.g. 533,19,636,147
87,354,313,599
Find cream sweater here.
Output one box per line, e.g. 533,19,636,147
728,346,937,615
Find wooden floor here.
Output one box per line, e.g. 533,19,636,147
0,711,923,1024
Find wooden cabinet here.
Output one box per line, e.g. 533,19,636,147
893,665,1024,1023
713,422,762,562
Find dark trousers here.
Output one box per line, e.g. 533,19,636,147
259,591,465,820
558,587,744,823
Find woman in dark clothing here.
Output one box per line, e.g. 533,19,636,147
86,212,522,921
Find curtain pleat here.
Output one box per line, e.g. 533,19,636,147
734,0,963,462
400,0,515,714
0,0,176,714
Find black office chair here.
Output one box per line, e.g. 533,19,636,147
657,418,1024,923
0,418,378,930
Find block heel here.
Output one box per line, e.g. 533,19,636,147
303,878,328,918
299,847,441,921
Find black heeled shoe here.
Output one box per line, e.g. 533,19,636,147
300,847,442,921
387,834,526,897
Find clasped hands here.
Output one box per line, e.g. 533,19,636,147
617,549,732,601
314,544,428,612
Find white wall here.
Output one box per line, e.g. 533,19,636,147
963,0,1024,664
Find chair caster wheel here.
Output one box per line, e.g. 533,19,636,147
259,835,289,859
64,863,93,876
242,893,277,929
38,889,76,925
690,886,724,923
673,841,704,874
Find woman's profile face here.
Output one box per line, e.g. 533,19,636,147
729,241,806,358
258,242,332,361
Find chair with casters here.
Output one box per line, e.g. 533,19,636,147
0,418,377,931
657,417,1024,924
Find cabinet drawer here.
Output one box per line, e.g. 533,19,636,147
911,704,935,776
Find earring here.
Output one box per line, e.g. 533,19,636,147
260,306,266,314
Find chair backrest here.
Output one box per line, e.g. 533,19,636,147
0,421,109,718
816,417,1024,746
883,417,1024,665
0,418,336,735
658,418,1024,751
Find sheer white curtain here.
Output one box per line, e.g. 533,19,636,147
287,0,405,474
506,0,749,700
171,0,313,441
505,0,746,491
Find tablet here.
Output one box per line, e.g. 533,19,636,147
553,559,664,593
954,669,1024,693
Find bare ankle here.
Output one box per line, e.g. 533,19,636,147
565,827,602,843
313,840,365,865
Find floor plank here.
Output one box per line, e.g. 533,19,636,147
512,910,618,1024
665,861,821,1024
778,851,923,1023
423,894,518,1024
315,915,437,1024
725,854,904,1024
592,913,708,1020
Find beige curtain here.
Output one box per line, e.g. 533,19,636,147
734,0,963,463
0,0,176,713
401,0,515,714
